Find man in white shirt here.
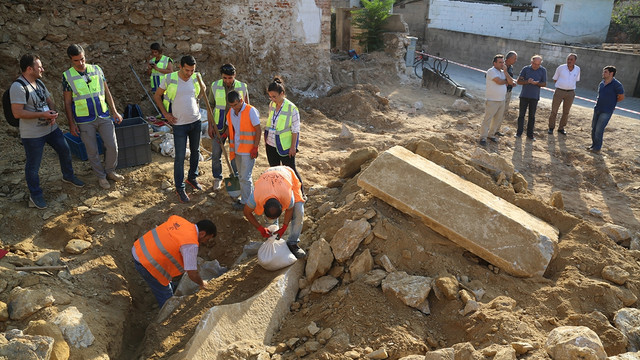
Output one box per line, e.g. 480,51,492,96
548,53,580,136
154,55,206,203
479,54,514,145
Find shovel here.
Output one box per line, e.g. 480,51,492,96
196,73,241,198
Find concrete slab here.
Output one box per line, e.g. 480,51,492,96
357,146,558,277
172,261,304,359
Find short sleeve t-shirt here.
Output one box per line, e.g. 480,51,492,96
518,65,547,100
160,75,201,125
485,67,507,102
10,77,58,139
595,78,624,114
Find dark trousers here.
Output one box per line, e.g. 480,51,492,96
173,120,201,189
516,97,539,138
265,144,304,195
22,127,75,197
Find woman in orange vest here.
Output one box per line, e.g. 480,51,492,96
132,215,217,306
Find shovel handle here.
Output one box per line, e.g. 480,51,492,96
196,73,235,175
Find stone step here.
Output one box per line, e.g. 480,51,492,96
357,146,558,277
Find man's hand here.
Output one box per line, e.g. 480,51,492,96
275,224,288,238
250,146,259,159
259,226,272,238
113,111,123,124
165,113,177,125
69,121,80,137
199,280,208,290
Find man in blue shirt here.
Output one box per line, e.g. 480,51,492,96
515,55,547,141
589,65,624,153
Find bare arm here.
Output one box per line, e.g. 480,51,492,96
491,77,508,85
617,94,625,102
243,206,263,230
186,270,207,289
63,91,80,136
253,124,261,147
103,81,122,123
154,87,176,124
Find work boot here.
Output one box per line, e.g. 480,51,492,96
176,188,190,203
62,176,85,188
29,194,47,209
287,243,306,259
186,178,203,191
213,178,222,190
107,172,124,181
98,178,111,189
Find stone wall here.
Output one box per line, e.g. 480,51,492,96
426,29,640,96
0,0,332,117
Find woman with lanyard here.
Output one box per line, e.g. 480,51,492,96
264,77,304,194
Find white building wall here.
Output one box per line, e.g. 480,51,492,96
428,0,544,41
538,0,613,44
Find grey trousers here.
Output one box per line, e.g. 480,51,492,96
78,117,118,179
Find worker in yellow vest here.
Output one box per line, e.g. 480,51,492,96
207,64,248,190
225,90,261,210
265,76,304,195
153,55,205,203
63,44,124,190
147,43,174,93
243,166,306,258
132,215,217,306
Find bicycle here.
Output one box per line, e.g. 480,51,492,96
413,51,428,78
413,51,450,80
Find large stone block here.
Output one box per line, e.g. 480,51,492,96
357,146,558,277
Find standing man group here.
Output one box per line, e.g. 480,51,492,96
548,53,580,136
154,55,205,203
479,54,514,145
207,64,247,191
10,54,85,209
63,44,124,190
515,55,547,141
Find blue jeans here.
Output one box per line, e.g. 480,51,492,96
22,127,75,197
265,201,305,245
590,110,613,150
173,120,201,189
234,154,255,204
211,136,237,179
516,97,539,138
134,259,173,307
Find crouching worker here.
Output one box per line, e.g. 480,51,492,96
132,215,217,307
243,166,306,259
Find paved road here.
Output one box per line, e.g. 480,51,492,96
441,61,640,121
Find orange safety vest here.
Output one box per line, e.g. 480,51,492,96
133,215,198,286
227,104,257,160
253,166,304,216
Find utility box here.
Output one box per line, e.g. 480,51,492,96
115,117,151,169
64,132,104,161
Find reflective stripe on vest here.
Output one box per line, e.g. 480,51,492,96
150,55,171,90
253,166,304,215
210,79,248,131
133,215,198,286
63,64,109,123
162,72,201,113
266,98,298,156
227,104,257,160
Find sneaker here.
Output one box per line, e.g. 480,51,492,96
287,243,307,259
98,178,111,189
213,178,223,190
479,138,487,146
527,136,536,141
494,131,505,137
176,188,190,203
547,128,554,134
514,134,522,138
489,137,498,143
186,178,203,191
558,129,567,135
62,176,85,188
232,201,244,211
29,194,47,209
107,172,124,181
587,147,601,154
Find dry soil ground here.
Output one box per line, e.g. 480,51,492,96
1,53,639,360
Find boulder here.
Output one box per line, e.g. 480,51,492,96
25,320,70,360
544,326,606,360
0,301,8,321
8,287,55,320
64,239,91,254
614,308,640,351
381,271,432,313
424,347,454,359
549,191,564,210
434,276,459,300
349,249,374,281
305,238,334,282
310,276,339,294
357,146,558,277
470,147,514,181
362,269,388,287
600,224,632,243
330,219,372,262
601,265,630,285
339,147,378,179
53,306,95,348
0,331,54,360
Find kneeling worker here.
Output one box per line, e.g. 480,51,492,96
132,215,217,307
243,166,306,258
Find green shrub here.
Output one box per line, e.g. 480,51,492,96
352,0,395,52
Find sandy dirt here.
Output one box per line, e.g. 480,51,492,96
1,52,639,359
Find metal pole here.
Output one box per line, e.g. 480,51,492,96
129,64,163,118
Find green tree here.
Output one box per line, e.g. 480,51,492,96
611,0,640,43
352,0,395,52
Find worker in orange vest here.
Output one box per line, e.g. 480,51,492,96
132,215,217,306
243,166,306,258
225,90,261,211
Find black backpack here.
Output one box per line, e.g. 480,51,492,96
123,103,144,120
2,78,44,127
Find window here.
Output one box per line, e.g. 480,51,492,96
553,4,562,23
